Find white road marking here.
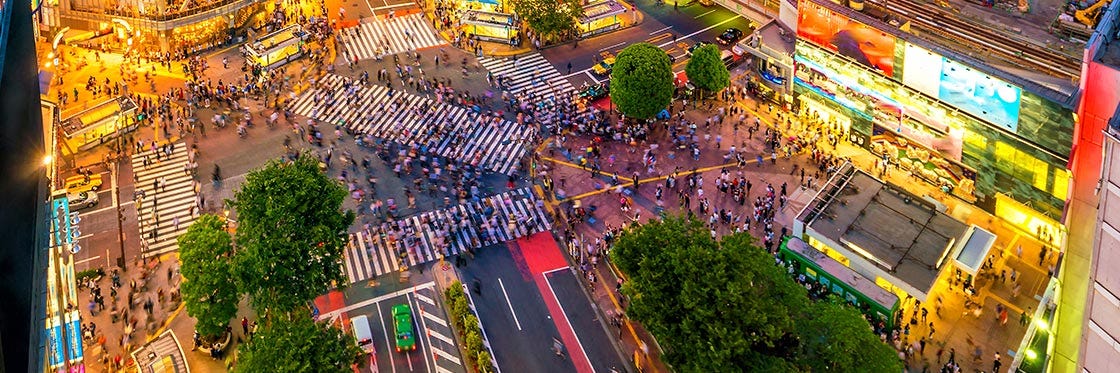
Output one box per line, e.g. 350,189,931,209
378,304,398,373
372,2,414,10
414,291,435,306
432,346,462,365
498,278,523,331
585,70,602,83
544,269,594,373
649,26,673,35
694,9,716,18
75,255,102,265
598,42,626,52
428,328,453,345
461,283,502,373
421,308,448,327
409,294,432,373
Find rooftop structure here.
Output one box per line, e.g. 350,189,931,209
795,163,969,301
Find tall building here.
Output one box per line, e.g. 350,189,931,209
0,0,49,371
790,0,1079,240
1067,1,1120,370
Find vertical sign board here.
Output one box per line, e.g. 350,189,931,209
48,317,65,369
65,311,84,363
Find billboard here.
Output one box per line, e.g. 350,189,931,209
901,43,1022,133
796,0,896,77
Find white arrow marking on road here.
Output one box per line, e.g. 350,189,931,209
498,278,523,331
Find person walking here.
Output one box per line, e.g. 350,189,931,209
241,317,249,335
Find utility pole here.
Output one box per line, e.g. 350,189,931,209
113,114,127,270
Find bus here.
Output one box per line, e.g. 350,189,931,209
779,237,900,330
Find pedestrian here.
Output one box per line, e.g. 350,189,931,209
241,317,249,335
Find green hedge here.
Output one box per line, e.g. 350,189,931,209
444,282,494,373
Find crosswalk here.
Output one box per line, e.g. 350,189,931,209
409,286,463,373
337,13,447,61
340,188,551,284
478,52,575,99
288,74,535,175
131,142,199,257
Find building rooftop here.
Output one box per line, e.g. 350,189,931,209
800,164,969,296
810,0,1082,103
1092,0,1120,67
756,19,794,57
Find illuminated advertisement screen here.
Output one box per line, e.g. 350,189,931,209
796,0,896,77
903,43,1022,133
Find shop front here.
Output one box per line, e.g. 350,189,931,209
578,1,625,38
60,96,138,154
245,24,305,70
462,10,517,43
792,41,1072,222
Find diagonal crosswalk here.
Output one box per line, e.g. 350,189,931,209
338,13,447,61
339,188,551,284
478,52,575,99
288,74,535,175
130,142,200,257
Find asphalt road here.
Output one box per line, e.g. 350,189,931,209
541,1,758,88
458,237,628,373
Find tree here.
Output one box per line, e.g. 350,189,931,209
610,42,675,119
234,313,360,373
611,217,806,371
794,300,903,372
685,44,730,95
178,214,239,339
511,0,583,42
231,153,355,316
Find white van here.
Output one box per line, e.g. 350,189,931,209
350,315,376,354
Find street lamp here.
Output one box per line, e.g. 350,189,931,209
112,114,127,270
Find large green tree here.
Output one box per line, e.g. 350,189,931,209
611,216,901,372
511,0,583,42
178,214,239,339
794,300,903,372
234,313,360,373
610,42,675,119
685,44,730,95
231,153,355,316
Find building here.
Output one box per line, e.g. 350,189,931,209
35,0,269,55
790,0,1082,237
0,0,50,370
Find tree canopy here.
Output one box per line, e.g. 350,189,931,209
685,44,730,94
231,153,355,316
611,216,902,372
178,214,239,339
511,0,583,42
610,42,675,119
234,313,360,373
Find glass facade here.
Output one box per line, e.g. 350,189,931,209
793,40,1074,219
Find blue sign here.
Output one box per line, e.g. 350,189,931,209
48,324,64,368
936,60,1021,133
65,317,84,362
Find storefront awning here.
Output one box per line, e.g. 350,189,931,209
952,225,996,275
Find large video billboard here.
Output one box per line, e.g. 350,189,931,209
902,43,1022,133
796,0,896,77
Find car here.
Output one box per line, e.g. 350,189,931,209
64,173,103,194
392,304,416,352
716,28,744,46
686,41,712,56
69,191,100,210
665,49,677,63
350,315,376,355
592,57,616,76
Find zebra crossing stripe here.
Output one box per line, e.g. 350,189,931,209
341,13,447,61
478,53,576,99
129,142,199,257
338,188,551,284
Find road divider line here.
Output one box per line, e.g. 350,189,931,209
377,304,398,373
75,255,102,265
544,272,594,373
648,26,673,36
498,278,523,331
433,346,463,365
694,9,716,18
598,41,626,52
421,308,448,327
317,281,436,321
